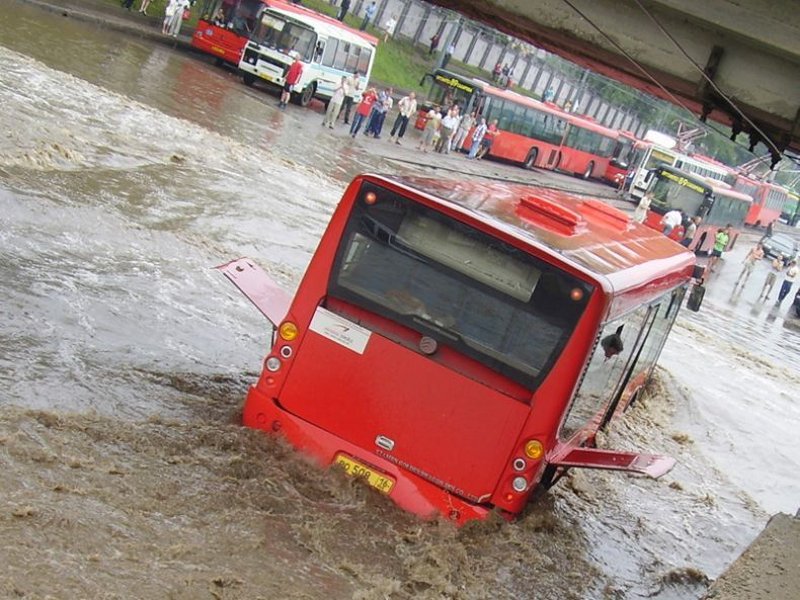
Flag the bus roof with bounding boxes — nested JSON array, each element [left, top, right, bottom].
[[267, 0, 379, 46], [367, 175, 696, 313], [564, 113, 618, 138], [658, 166, 753, 202]]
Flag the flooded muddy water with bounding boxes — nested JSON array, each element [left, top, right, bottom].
[[1, 2, 798, 598]]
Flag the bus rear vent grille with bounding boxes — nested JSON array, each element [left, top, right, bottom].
[[516, 195, 584, 236]]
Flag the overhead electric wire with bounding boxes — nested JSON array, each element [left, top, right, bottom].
[[630, 0, 792, 165], [558, 0, 798, 168]]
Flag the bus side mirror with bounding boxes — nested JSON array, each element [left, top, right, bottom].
[[686, 282, 705, 312]]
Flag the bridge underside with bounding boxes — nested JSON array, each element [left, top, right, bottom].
[[431, 0, 800, 162]]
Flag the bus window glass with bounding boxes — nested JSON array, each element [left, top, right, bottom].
[[356, 47, 372, 75], [650, 175, 706, 216], [253, 13, 317, 60], [530, 110, 565, 145], [345, 45, 360, 72], [561, 307, 649, 440], [644, 149, 675, 171], [333, 41, 349, 70], [322, 38, 337, 67], [329, 183, 593, 390]]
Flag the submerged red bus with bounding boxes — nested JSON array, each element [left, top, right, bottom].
[[645, 166, 752, 252], [192, 0, 265, 66], [220, 175, 702, 524]]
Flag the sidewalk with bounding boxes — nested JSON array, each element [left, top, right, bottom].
[[18, 0, 196, 53]]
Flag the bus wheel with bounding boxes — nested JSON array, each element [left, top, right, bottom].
[[242, 72, 255, 87], [524, 148, 538, 169], [297, 83, 316, 107], [582, 162, 594, 180]]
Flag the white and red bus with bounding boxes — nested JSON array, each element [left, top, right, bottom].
[[192, 0, 265, 66], [238, 0, 377, 106], [218, 175, 704, 524], [417, 70, 617, 178], [732, 175, 791, 228], [628, 141, 733, 201], [644, 166, 752, 253]]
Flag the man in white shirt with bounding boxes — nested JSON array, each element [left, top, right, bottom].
[[661, 209, 682, 236], [438, 106, 461, 153], [341, 72, 362, 125], [389, 92, 417, 145]]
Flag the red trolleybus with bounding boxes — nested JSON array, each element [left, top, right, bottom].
[[645, 166, 752, 252], [192, 0, 266, 66], [416, 70, 616, 177], [219, 175, 703, 524], [733, 177, 791, 229], [558, 114, 617, 180], [603, 130, 639, 186]]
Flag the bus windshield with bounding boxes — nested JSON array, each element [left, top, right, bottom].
[[252, 12, 316, 60], [650, 175, 706, 215], [329, 183, 592, 390]]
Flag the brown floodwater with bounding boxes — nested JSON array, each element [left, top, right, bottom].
[[2, 2, 798, 599]]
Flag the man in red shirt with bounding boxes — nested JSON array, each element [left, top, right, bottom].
[[279, 53, 303, 109], [348, 88, 377, 137]]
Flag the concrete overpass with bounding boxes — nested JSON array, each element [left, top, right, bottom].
[[430, 0, 800, 166]]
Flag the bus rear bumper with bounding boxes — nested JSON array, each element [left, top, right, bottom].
[[241, 384, 493, 525]]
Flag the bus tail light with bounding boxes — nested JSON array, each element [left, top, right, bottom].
[[524, 440, 544, 460], [265, 356, 282, 372], [279, 321, 298, 341], [279, 345, 293, 358], [512, 458, 526, 471]]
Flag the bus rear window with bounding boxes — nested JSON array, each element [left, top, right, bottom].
[[328, 183, 593, 390]]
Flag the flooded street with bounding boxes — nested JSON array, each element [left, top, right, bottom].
[[1, 2, 798, 599]]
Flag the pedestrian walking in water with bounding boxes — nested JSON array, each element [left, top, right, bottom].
[[759, 256, 784, 300], [633, 192, 652, 224], [734, 242, 764, 289], [323, 76, 346, 128], [389, 92, 417, 144], [706, 224, 732, 273], [279, 53, 303, 109], [777, 260, 798, 302]]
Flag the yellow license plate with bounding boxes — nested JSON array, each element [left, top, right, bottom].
[[334, 454, 395, 494]]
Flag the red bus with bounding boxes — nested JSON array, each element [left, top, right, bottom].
[[603, 130, 639, 186], [218, 175, 704, 524], [558, 113, 618, 180], [732, 175, 791, 228], [417, 70, 617, 178], [192, 0, 266, 66], [645, 166, 752, 253]]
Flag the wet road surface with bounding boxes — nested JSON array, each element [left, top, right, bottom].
[[1, 3, 799, 599]]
